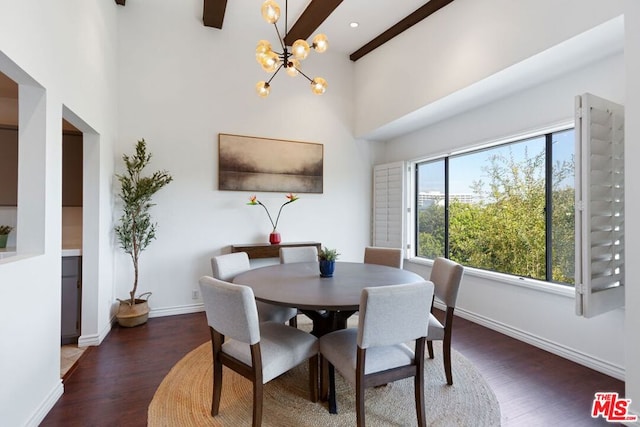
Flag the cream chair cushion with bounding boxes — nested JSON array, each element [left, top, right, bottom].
[[320, 281, 434, 385], [210, 252, 297, 324], [199, 277, 318, 384], [279, 246, 318, 263]]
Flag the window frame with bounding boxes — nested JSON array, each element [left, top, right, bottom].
[[408, 121, 575, 286]]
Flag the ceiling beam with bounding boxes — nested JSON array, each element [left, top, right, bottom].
[[283, 0, 343, 46], [115, 0, 125, 5], [203, 0, 228, 29], [350, 0, 455, 61]]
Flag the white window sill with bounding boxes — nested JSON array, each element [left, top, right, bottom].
[[406, 257, 575, 298], [0, 248, 17, 260]]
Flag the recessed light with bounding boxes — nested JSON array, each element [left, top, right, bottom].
[[349, 22, 359, 28]]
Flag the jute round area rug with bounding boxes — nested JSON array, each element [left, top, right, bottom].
[[148, 340, 500, 426]]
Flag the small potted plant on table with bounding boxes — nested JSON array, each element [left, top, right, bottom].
[[318, 246, 339, 277]]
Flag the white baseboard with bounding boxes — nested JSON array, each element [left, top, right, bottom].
[[149, 302, 204, 318], [26, 380, 63, 427], [78, 320, 112, 347], [435, 301, 625, 380]]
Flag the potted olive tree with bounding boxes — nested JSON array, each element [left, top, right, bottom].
[[114, 139, 172, 327]]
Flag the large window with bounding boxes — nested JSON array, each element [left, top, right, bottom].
[[415, 128, 575, 285]]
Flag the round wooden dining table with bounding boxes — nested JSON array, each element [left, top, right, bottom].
[[232, 261, 425, 337]]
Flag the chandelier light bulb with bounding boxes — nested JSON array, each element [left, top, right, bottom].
[[286, 59, 300, 77], [261, 0, 280, 24], [261, 51, 280, 73], [312, 34, 329, 53], [256, 52, 267, 66], [256, 40, 272, 55], [256, 81, 271, 97], [291, 39, 310, 60], [311, 77, 327, 95], [256, 40, 272, 65]]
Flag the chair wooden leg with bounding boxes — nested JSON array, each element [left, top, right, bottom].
[[443, 335, 453, 385], [252, 380, 263, 427], [356, 373, 365, 427], [415, 363, 426, 426], [320, 356, 329, 401], [308, 355, 319, 402], [415, 337, 427, 427], [427, 340, 434, 359], [289, 315, 298, 328], [328, 363, 337, 414], [210, 329, 226, 417], [414, 373, 426, 427], [212, 358, 222, 416]]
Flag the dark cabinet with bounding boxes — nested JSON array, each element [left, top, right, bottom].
[[231, 242, 322, 259], [61, 256, 81, 344]]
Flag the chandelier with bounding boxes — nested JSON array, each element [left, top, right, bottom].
[[255, 0, 328, 97]]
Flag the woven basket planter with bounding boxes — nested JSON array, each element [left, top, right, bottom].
[[116, 292, 151, 327]]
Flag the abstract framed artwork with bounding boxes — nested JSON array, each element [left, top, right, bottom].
[[218, 133, 323, 193]]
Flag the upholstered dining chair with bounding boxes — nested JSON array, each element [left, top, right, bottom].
[[363, 246, 404, 268], [279, 247, 317, 319], [279, 246, 318, 264], [319, 281, 434, 427], [426, 257, 465, 385], [211, 252, 298, 326], [198, 276, 319, 426]]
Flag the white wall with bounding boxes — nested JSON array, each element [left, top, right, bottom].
[[115, 0, 373, 315], [386, 52, 624, 161], [0, 1, 119, 426], [625, 0, 640, 420], [354, 0, 624, 139]]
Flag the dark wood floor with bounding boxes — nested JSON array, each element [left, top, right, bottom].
[[41, 311, 624, 426]]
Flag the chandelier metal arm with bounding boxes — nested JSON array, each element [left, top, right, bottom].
[[294, 67, 314, 84], [273, 22, 287, 53], [284, 0, 288, 37], [266, 64, 284, 85]]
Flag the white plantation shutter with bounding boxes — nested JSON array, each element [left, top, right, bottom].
[[373, 162, 405, 249], [575, 93, 625, 318]]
